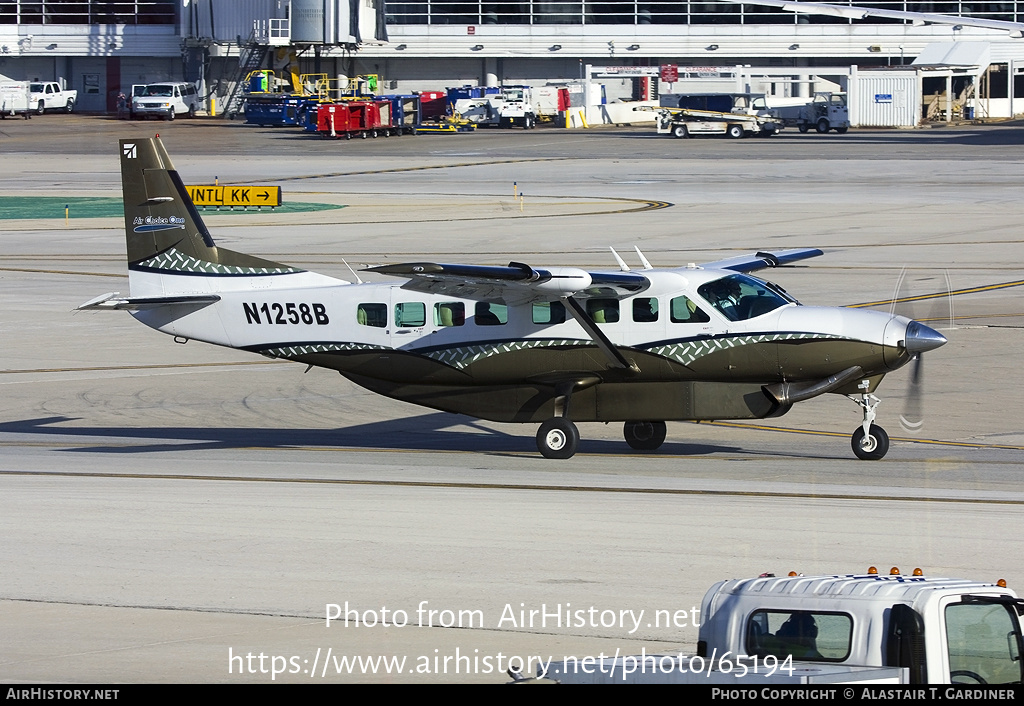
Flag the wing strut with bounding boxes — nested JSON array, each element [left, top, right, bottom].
[[562, 296, 640, 373]]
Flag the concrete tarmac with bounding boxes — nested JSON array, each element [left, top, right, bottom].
[[1, 115, 1023, 683]]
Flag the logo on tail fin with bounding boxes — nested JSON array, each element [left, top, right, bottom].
[[132, 215, 186, 233], [123, 143, 137, 158]]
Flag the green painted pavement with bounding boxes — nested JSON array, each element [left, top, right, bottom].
[[0, 196, 345, 220]]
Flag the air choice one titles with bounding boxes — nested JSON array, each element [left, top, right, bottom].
[[326, 602, 702, 634]]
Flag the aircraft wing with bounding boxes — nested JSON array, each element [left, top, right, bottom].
[[713, 0, 1024, 36], [699, 247, 824, 273], [364, 261, 650, 304]]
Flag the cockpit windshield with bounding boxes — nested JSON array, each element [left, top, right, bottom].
[[697, 273, 796, 322]]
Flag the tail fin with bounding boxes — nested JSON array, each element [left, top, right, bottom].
[[119, 137, 300, 293]]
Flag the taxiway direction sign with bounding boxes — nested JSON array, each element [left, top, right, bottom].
[[186, 185, 282, 207]]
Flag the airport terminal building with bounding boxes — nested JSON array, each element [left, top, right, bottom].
[[2, 0, 1024, 117]]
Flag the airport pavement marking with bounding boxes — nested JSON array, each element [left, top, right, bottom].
[[0, 469, 1022, 506]]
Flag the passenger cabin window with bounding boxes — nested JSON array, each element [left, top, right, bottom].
[[394, 302, 426, 328], [698, 274, 790, 322], [475, 301, 507, 326], [746, 610, 853, 662], [587, 298, 619, 324], [434, 302, 465, 327], [533, 301, 566, 325], [670, 296, 710, 324], [357, 303, 387, 328], [632, 297, 659, 323]]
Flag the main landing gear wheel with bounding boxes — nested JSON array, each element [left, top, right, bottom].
[[851, 424, 889, 461], [537, 418, 580, 459], [623, 420, 667, 451]]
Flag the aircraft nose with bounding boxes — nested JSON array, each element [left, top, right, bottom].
[[904, 320, 947, 354]]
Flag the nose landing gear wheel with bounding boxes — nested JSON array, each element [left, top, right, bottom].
[[852, 424, 889, 460], [623, 420, 667, 451], [537, 418, 580, 459]]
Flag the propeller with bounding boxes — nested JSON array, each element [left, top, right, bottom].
[[889, 268, 953, 434]]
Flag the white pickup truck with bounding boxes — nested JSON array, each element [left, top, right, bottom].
[[518, 569, 1023, 684], [29, 81, 77, 113]]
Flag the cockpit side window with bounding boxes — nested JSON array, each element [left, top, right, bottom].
[[698, 274, 791, 322]]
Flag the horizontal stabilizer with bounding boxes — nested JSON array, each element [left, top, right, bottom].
[[77, 292, 221, 311], [700, 248, 824, 273]]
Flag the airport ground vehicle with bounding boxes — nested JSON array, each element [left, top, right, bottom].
[[642, 92, 782, 138], [131, 82, 201, 120], [0, 75, 31, 117], [773, 92, 850, 134], [314, 99, 398, 138], [29, 81, 77, 113], [528, 569, 1023, 683], [451, 85, 538, 128], [637, 105, 781, 138]]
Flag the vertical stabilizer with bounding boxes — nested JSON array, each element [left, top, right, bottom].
[[119, 137, 300, 292]]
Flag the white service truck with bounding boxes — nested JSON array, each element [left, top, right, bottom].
[[29, 81, 77, 113], [517, 569, 1023, 684], [772, 92, 850, 134], [452, 85, 537, 129]]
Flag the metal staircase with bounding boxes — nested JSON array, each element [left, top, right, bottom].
[[222, 33, 268, 119]]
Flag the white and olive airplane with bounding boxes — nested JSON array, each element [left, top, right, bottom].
[[79, 136, 946, 459]]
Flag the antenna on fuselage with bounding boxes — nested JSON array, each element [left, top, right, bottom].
[[342, 259, 363, 284], [609, 247, 630, 272], [634, 246, 653, 270]]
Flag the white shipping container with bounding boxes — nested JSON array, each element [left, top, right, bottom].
[[852, 71, 920, 128]]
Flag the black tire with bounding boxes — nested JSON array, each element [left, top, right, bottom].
[[537, 418, 580, 460], [672, 124, 688, 139], [835, 126, 848, 134], [64, 98, 75, 114], [798, 124, 809, 133], [816, 118, 830, 133], [852, 424, 889, 460], [167, 109, 175, 121], [624, 421, 667, 451], [36, 101, 45, 115], [727, 124, 744, 139]]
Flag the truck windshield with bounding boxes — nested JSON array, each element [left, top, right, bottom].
[[946, 601, 1024, 684], [697, 273, 794, 322]]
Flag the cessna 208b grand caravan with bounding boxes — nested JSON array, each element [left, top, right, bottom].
[[80, 137, 946, 459]]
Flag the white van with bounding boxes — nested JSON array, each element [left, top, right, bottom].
[[131, 82, 200, 120]]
